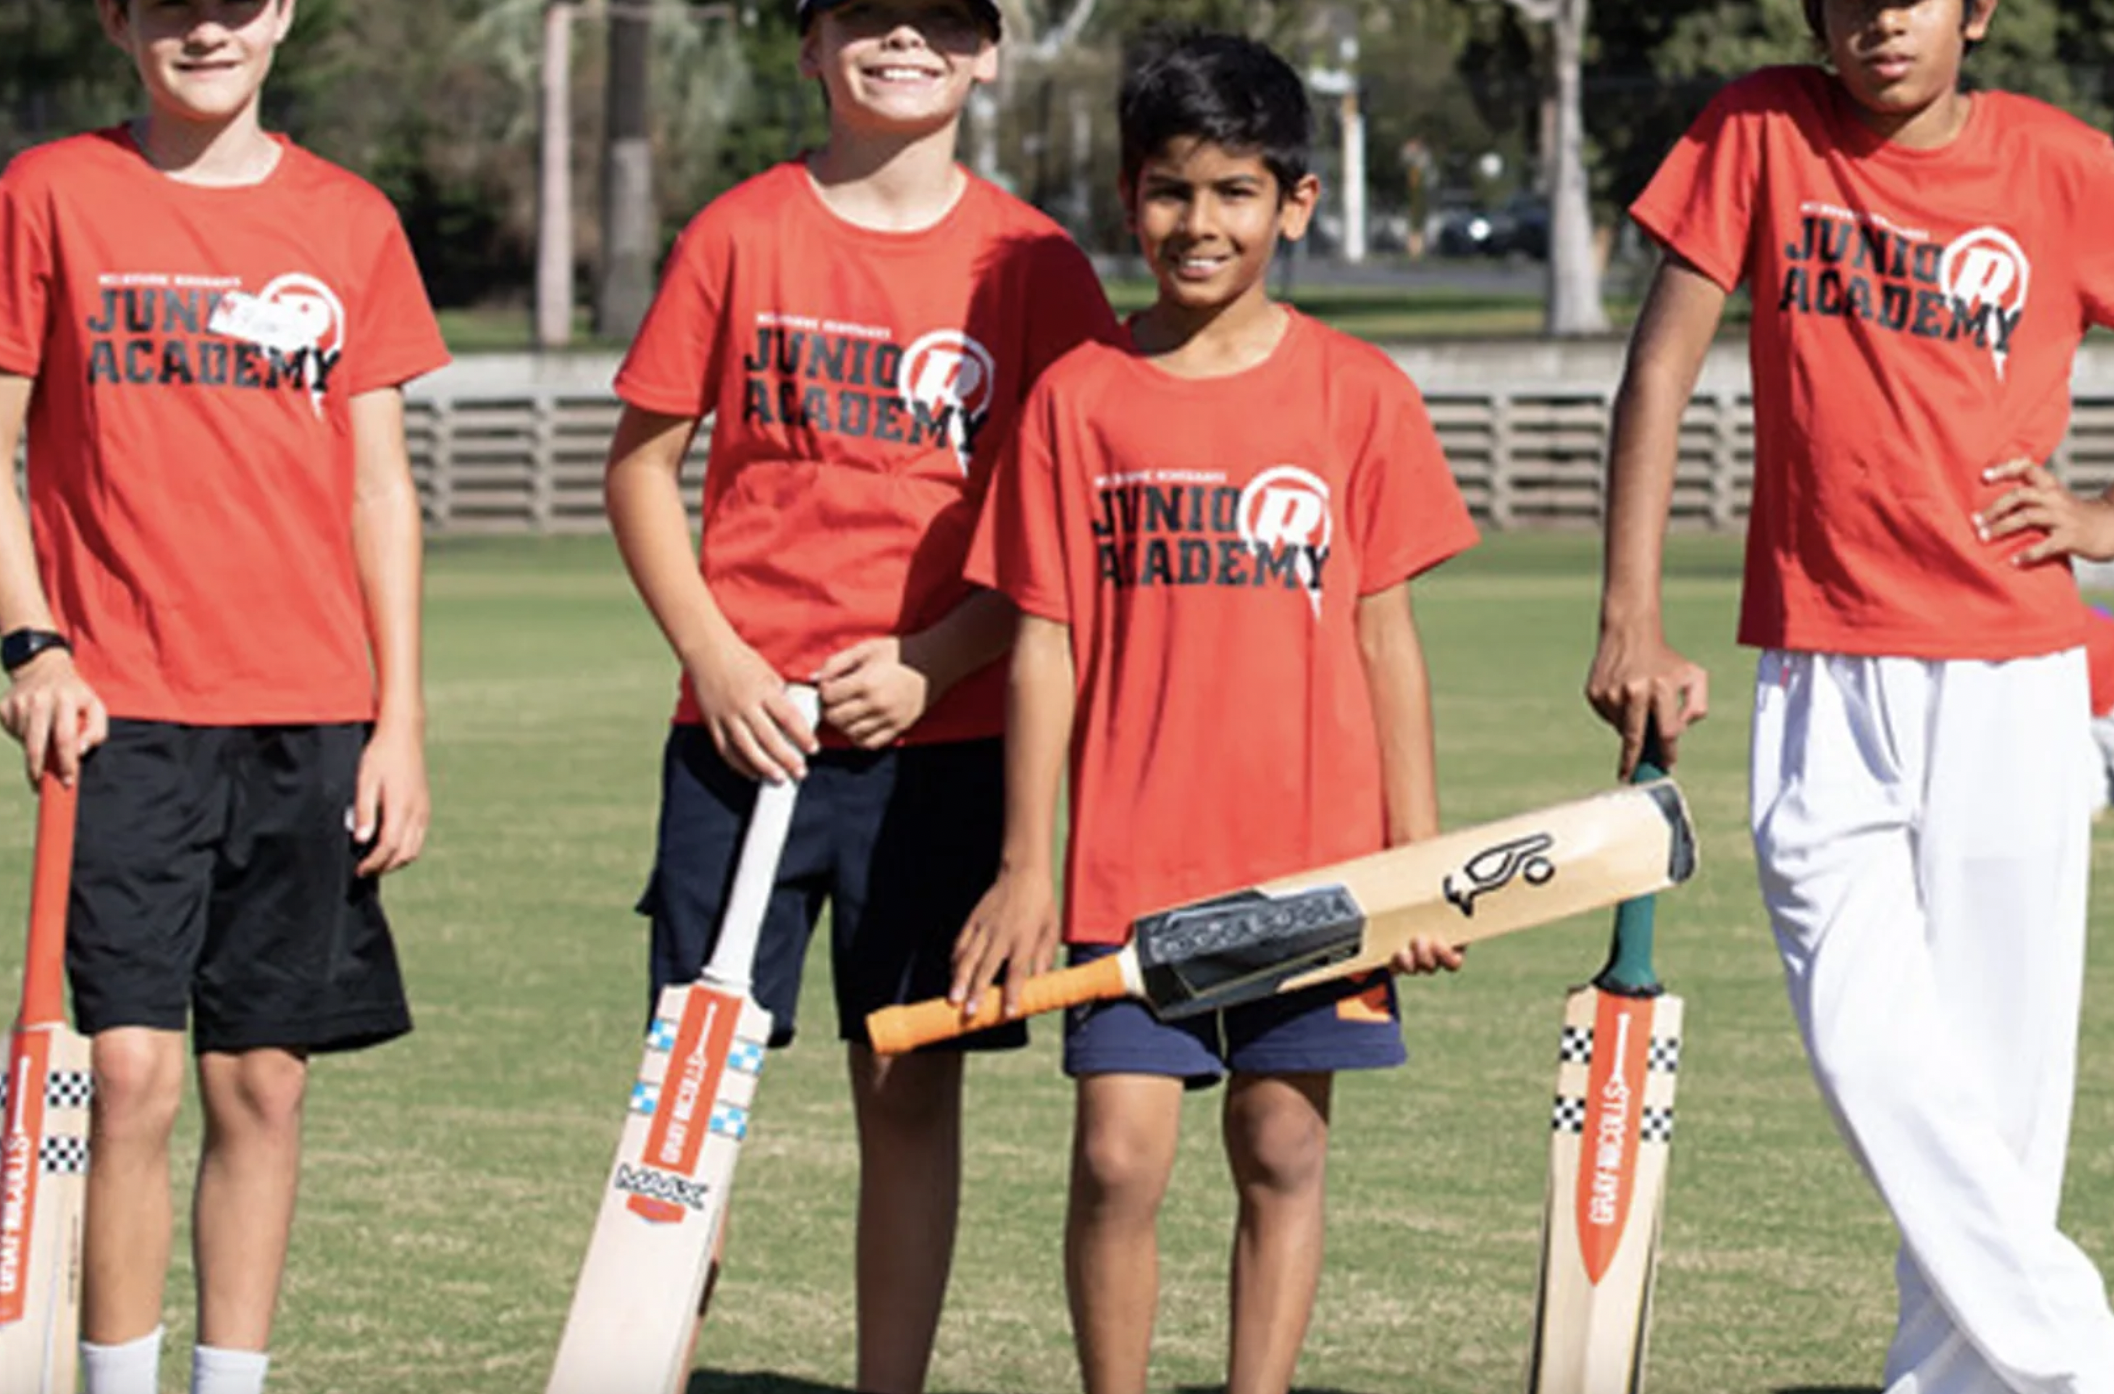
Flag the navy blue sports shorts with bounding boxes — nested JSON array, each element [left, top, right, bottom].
[[1061, 943, 1405, 1085], [639, 726, 1024, 1052]]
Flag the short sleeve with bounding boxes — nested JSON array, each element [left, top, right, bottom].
[[346, 200, 450, 394], [614, 215, 727, 418], [0, 164, 52, 378], [966, 375, 1070, 622], [1019, 237, 1120, 385], [1349, 367, 1478, 594], [2074, 139, 2114, 331], [1628, 79, 1767, 294]]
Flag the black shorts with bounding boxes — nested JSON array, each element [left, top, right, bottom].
[[68, 721, 413, 1055], [639, 726, 1024, 1052]]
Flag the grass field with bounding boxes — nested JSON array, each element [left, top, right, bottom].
[[5, 530, 2114, 1393], [435, 275, 1649, 352]]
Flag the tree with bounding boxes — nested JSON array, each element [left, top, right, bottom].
[[1494, 0, 1607, 337]]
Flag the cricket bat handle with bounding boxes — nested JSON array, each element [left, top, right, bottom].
[[699, 684, 818, 994], [1596, 726, 1670, 998], [866, 951, 1133, 1054], [20, 777, 77, 1031]]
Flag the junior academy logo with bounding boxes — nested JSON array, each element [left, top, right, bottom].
[[1090, 464, 1334, 615]]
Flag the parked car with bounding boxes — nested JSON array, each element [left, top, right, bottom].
[[1427, 201, 1497, 258], [1489, 194, 1550, 259]]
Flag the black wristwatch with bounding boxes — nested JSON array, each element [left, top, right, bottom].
[[1, 628, 71, 674]]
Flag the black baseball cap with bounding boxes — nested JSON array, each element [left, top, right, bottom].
[[797, 0, 1003, 36]]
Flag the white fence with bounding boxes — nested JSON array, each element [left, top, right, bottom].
[[34, 342, 2114, 535]]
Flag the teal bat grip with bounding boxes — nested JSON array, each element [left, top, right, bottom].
[[1594, 725, 1669, 997]]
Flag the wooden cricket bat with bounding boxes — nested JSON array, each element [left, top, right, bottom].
[[1526, 733, 1684, 1393], [546, 686, 817, 1394], [868, 778, 1697, 1055], [0, 778, 90, 1394]]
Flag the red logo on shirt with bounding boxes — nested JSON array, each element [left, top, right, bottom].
[[900, 330, 996, 474], [1239, 466, 1333, 618]]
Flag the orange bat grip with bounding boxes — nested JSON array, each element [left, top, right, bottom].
[[867, 953, 1131, 1055], [19, 776, 78, 1030]]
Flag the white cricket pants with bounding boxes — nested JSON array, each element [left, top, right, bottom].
[[1750, 648, 2114, 1394]]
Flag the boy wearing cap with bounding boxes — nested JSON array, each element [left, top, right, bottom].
[[0, 2, 446, 1392], [603, 1, 1115, 1387]]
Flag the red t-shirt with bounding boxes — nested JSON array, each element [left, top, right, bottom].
[[0, 129, 449, 723], [615, 161, 1117, 744], [968, 312, 1479, 944], [1631, 67, 2114, 660]]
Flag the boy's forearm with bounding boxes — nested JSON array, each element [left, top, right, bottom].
[[900, 587, 1016, 696], [1601, 258, 1727, 634], [0, 376, 58, 636], [998, 614, 1074, 879], [349, 389, 425, 729], [1357, 584, 1440, 845], [604, 409, 743, 670]]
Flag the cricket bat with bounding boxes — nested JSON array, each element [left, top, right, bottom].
[[546, 685, 818, 1394], [0, 777, 90, 1394], [1526, 731, 1684, 1393], [868, 777, 1698, 1055]]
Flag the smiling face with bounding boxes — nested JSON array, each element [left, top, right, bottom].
[[1125, 137, 1319, 319], [1816, 0, 1995, 146], [99, 0, 293, 129], [799, 0, 998, 138]]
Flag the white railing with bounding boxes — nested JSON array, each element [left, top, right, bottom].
[[31, 342, 2114, 534]]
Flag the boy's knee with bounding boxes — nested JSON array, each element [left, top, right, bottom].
[[91, 1030, 186, 1141], [853, 1049, 962, 1136], [1227, 1101, 1329, 1197], [1072, 1122, 1172, 1211], [201, 1049, 310, 1135]]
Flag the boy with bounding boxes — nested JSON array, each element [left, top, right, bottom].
[[1588, 2, 2114, 1389], [601, 1, 1114, 1388], [0, 1, 447, 1392], [952, 32, 1471, 1394]]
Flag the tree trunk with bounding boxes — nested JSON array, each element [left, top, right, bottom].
[[596, 3, 654, 340], [1545, 0, 1609, 336], [536, 1, 575, 351]]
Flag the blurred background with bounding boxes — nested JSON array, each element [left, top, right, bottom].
[[11, 0, 2113, 350]]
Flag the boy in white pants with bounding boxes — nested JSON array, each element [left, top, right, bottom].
[[1589, 2, 2114, 1391]]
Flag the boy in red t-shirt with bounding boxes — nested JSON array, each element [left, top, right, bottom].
[[954, 32, 1471, 1394], [0, 3, 447, 1392], [603, 0, 1114, 1387], [1590, 2, 2114, 1388]]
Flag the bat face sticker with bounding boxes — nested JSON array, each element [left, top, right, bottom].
[[1444, 832, 1557, 916]]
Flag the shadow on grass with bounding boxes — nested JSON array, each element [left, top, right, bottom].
[[683, 1377, 1008, 1394], [1775, 1386, 1882, 1394], [685, 1375, 851, 1394]]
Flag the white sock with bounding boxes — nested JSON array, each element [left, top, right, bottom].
[[191, 1344, 270, 1394], [80, 1326, 164, 1394]]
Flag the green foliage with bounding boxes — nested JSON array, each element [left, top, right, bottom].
[[0, 0, 135, 154]]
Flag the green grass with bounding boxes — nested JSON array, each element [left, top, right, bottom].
[[4, 530, 2112, 1392], [436, 279, 1645, 354]]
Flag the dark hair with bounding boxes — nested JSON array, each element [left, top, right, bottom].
[[1118, 30, 1311, 195], [1802, 0, 1986, 49]]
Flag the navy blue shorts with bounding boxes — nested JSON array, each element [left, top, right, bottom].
[[639, 726, 1023, 1052], [1061, 944, 1405, 1085], [68, 720, 412, 1055]]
